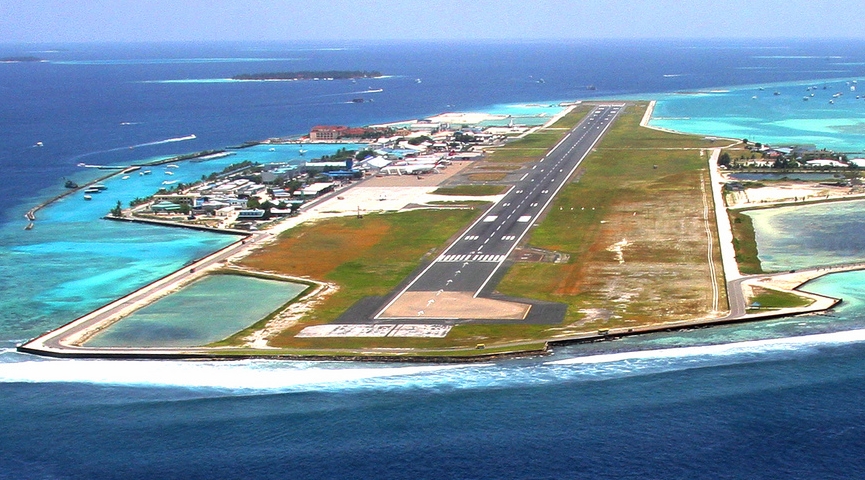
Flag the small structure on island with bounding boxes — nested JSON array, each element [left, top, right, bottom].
[[150, 201, 183, 213], [237, 209, 266, 219], [299, 182, 336, 199], [309, 125, 348, 141]]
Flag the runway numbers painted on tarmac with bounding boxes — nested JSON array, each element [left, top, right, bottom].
[[296, 324, 452, 338], [439, 254, 505, 263]]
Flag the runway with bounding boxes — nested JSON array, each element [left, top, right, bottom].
[[377, 104, 624, 322]]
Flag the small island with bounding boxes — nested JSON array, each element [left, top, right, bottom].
[[232, 70, 382, 81], [1, 56, 45, 63]]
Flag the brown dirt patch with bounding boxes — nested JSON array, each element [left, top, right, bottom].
[[242, 219, 391, 279], [379, 291, 531, 320]]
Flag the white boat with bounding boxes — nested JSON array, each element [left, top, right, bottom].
[[83, 195, 92, 200], [34, 141, 43, 147], [162, 180, 177, 185], [299, 149, 307, 155], [122, 175, 130, 179], [164, 171, 174, 175], [141, 170, 152, 175], [166, 164, 179, 168]]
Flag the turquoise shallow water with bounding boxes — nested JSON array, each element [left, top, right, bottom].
[[7, 41, 865, 479], [746, 200, 865, 271], [86, 274, 307, 347], [650, 78, 865, 153], [0, 142, 357, 342]]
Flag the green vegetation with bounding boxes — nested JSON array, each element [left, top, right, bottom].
[[483, 105, 593, 165], [489, 102, 725, 332], [433, 185, 507, 196], [233, 103, 733, 355], [317, 147, 357, 162], [239, 208, 487, 349], [747, 287, 813, 311], [729, 210, 763, 274], [109, 201, 123, 217]]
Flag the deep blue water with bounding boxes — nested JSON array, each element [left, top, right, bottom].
[[4, 39, 865, 478]]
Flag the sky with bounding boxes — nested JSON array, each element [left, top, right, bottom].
[[1, 0, 864, 44]]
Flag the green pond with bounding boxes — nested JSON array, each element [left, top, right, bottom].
[[85, 274, 307, 348]]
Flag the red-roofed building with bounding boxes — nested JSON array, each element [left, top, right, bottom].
[[343, 127, 367, 137], [310, 125, 348, 141]]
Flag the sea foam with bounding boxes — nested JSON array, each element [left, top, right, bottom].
[[547, 328, 865, 366], [0, 357, 484, 392]]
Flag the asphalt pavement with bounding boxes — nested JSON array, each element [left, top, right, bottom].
[[376, 104, 624, 320]]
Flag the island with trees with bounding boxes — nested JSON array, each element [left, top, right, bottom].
[[232, 70, 383, 81], [0, 56, 45, 63]]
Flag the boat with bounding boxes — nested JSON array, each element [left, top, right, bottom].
[[122, 175, 130, 180], [773, 91, 781, 95], [269, 148, 276, 152], [352, 98, 365, 103], [298, 149, 307, 155], [162, 180, 177, 185], [64, 179, 79, 189], [415, 78, 422, 83], [166, 164, 179, 168], [141, 170, 152, 175], [83, 187, 101, 194], [34, 141, 43, 147], [83, 195, 92, 200], [164, 171, 174, 175], [90, 184, 107, 190]]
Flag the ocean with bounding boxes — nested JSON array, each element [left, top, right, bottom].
[[3, 39, 865, 478]]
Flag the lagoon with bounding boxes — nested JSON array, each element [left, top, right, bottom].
[[85, 274, 307, 348]]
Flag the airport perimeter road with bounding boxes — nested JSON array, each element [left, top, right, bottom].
[[377, 104, 623, 318]]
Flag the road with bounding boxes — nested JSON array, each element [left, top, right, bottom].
[[377, 104, 623, 319]]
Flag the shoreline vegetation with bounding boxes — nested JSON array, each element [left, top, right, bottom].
[[17, 101, 865, 361], [231, 70, 383, 81]]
